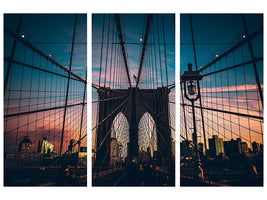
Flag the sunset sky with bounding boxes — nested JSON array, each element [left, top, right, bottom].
[[4, 14, 87, 153], [180, 14, 263, 148], [92, 14, 175, 154]]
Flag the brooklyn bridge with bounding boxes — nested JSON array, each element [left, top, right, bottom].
[[3, 13, 263, 187], [4, 14, 87, 186], [180, 14, 263, 186], [92, 14, 175, 186]]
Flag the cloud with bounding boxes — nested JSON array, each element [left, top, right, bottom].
[[181, 83, 263, 146], [92, 63, 130, 89], [200, 84, 263, 93]]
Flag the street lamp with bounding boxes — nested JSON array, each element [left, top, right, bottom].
[[181, 63, 204, 182]]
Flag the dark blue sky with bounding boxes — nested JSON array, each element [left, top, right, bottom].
[[4, 14, 87, 153], [92, 14, 176, 149], [5, 14, 87, 79], [4, 14, 87, 101], [92, 14, 175, 88], [180, 14, 263, 145], [180, 14, 263, 77]]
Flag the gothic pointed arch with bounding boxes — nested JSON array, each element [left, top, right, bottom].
[[111, 112, 129, 159], [138, 112, 157, 157]]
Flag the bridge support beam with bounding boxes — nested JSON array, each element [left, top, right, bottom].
[[129, 88, 139, 161], [95, 89, 111, 170], [155, 88, 172, 167], [94, 87, 172, 171]]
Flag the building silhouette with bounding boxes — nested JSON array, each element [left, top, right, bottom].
[[198, 143, 204, 156], [241, 142, 248, 153], [208, 135, 224, 157], [18, 136, 32, 159], [110, 138, 119, 167], [224, 138, 242, 157], [68, 139, 76, 153], [252, 142, 260, 153], [38, 137, 54, 156], [180, 140, 193, 158]]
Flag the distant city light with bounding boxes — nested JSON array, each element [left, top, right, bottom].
[[140, 38, 143, 42], [21, 34, 25, 38], [215, 54, 219, 58], [48, 54, 52, 58], [242, 35, 246, 39]]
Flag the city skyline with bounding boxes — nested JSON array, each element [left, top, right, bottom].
[[4, 14, 87, 154], [180, 14, 263, 148], [180, 13, 263, 186], [92, 14, 175, 156], [92, 13, 175, 186]]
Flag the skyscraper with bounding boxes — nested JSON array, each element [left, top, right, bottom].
[[208, 135, 224, 157]]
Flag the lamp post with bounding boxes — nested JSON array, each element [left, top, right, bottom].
[[181, 63, 203, 182]]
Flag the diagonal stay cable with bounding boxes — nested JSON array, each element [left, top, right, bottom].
[[201, 57, 263, 77], [199, 26, 263, 73], [4, 57, 83, 83], [139, 97, 175, 132], [4, 102, 85, 119], [92, 95, 129, 131], [136, 14, 153, 87], [92, 95, 128, 103], [92, 83, 129, 94], [138, 101, 169, 148], [137, 100, 170, 167], [4, 25, 86, 84], [95, 101, 129, 154], [138, 99, 172, 147], [162, 15, 169, 87], [96, 103, 129, 170], [189, 14, 208, 153], [114, 14, 132, 88], [181, 103, 263, 120]]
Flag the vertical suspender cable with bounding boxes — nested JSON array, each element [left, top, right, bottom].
[[78, 70, 87, 154], [152, 22, 158, 88], [98, 14, 106, 87], [104, 14, 111, 87], [156, 15, 163, 87], [109, 17, 115, 87], [241, 14, 263, 108], [4, 14, 23, 95], [60, 14, 77, 156], [162, 15, 169, 87], [189, 14, 207, 152]]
